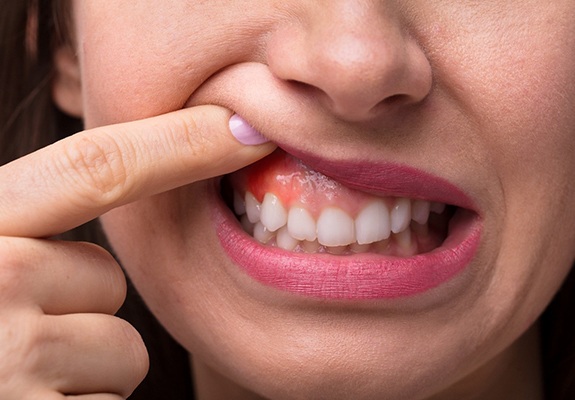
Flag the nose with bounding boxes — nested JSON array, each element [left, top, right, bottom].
[[266, 1, 432, 121]]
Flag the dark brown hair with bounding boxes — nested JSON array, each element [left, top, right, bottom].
[[1, 1, 574, 399], [0, 0, 72, 162], [0, 1, 193, 398]]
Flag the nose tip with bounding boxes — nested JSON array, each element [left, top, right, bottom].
[[267, 5, 432, 122]]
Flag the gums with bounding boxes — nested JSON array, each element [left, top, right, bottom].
[[222, 150, 457, 257], [228, 149, 377, 218]]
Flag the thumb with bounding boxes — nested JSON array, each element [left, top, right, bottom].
[[0, 105, 275, 237]]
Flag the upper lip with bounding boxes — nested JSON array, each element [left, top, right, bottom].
[[274, 145, 477, 211]]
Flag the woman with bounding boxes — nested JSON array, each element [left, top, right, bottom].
[[1, 1, 575, 399]]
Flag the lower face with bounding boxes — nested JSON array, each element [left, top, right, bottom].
[[72, 1, 575, 399]]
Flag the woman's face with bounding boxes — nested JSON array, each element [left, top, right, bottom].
[[64, 1, 575, 398]]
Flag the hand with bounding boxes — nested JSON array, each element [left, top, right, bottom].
[[0, 106, 275, 399]]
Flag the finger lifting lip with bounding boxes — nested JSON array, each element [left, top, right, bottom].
[[210, 151, 482, 301]]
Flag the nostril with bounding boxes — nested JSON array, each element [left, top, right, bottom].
[[383, 94, 408, 105], [285, 79, 323, 99]]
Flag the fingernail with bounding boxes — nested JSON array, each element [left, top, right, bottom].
[[229, 114, 269, 145]]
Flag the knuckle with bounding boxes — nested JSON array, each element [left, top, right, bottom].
[[55, 133, 133, 207], [166, 113, 212, 164], [0, 313, 44, 384], [0, 238, 32, 300]]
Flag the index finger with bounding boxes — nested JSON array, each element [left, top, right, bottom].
[[0, 106, 275, 237]]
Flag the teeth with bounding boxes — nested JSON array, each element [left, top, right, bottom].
[[240, 214, 255, 235], [411, 219, 429, 236], [350, 242, 371, 253], [234, 191, 448, 255], [395, 227, 415, 256], [326, 245, 347, 255], [260, 193, 288, 232], [430, 202, 446, 214], [253, 221, 274, 244], [233, 190, 246, 215], [395, 227, 412, 250], [276, 226, 300, 251], [287, 207, 317, 241], [412, 200, 431, 225], [245, 192, 262, 223], [354, 200, 391, 245], [302, 239, 321, 253], [391, 198, 411, 234], [373, 237, 391, 253], [317, 207, 355, 247]]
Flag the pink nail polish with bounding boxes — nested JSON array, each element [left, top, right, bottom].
[[229, 114, 269, 145]]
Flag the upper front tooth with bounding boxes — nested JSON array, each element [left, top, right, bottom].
[[391, 198, 411, 234], [287, 207, 317, 241], [317, 207, 355, 247], [245, 192, 261, 223], [260, 193, 288, 232], [354, 200, 391, 245], [412, 200, 431, 225]]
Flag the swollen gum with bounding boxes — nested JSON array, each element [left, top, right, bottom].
[[228, 150, 391, 219]]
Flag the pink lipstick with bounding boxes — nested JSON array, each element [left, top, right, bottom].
[[213, 149, 482, 300]]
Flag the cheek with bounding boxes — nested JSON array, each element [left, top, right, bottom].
[[79, 38, 201, 127], [487, 59, 575, 274], [421, 3, 575, 350], [442, 3, 575, 286], [479, 84, 575, 339], [491, 68, 575, 327], [73, 2, 283, 130], [75, 3, 253, 128], [98, 183, 228, 330]]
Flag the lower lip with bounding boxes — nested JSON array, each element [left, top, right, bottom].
[[211, 189, 482, 300]]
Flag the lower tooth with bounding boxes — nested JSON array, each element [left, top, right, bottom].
[[254, 222, 274, 244], [395, 228, 415, 255], [411, 220, 429, 236], [302, 240, 321, 253], [241, 214, 255, 235], [350, 242, 371, 253], [276, 226, 300, 251], [373, 238, 391, 253], [327, 245, 347, 255]]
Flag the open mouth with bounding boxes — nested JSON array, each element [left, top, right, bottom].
[[214, 148, 481, 300], [221, 149, 458, 257]]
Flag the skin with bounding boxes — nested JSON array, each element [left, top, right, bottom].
[[0, 107, 273, 399], [2, 0, 575, 398]]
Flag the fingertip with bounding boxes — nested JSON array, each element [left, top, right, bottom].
[[229, 114, 270, 145]]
